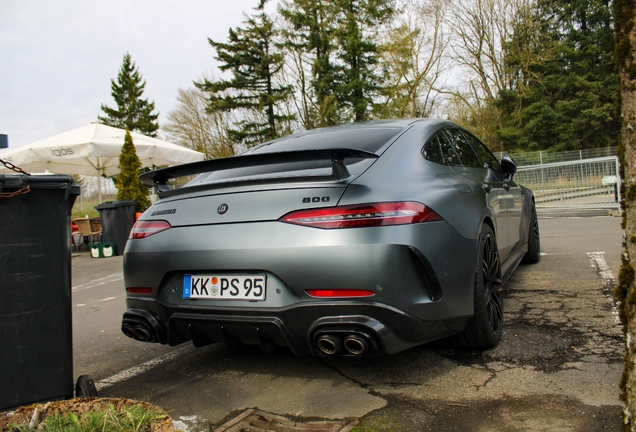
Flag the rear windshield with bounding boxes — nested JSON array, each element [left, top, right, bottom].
[[247, 127, 403, 155], [186, 126, 403, 187]]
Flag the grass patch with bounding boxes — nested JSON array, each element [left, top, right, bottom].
[[1, 398, 172, 432]]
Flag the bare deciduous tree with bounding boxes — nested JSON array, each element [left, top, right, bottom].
[[376, 0, 451, 118], [162, 80, 237, 160], [445, 0, 544, 149], [449, 0, 515, 104]]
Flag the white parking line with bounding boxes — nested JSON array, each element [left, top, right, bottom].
[[587, 251, 620, 324], [72, 273, 123, 292], [96, 346, 190, 392], [75, 296, 120, 307], [587, 251, 616, 283]]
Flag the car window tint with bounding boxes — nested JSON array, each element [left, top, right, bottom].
[[249, 127, 403, 155], [435, 132, 462, 166], [422, 136, 446, 164], [461, 131, 501, 170], [189, 127, 403, 186], [444, 129, 482, 168]]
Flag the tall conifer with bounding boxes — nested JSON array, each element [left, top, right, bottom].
[[279, 0, 340, 127], [333, 0, 395, 122], [198, 0, 294, 147], [280, 0, 394, 124], [99, 53, 160, 137], [495, 0, 619, 151]]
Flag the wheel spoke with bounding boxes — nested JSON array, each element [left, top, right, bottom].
[[489, 292, 503, 332]]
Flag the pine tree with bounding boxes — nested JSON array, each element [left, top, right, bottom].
[[115, 129, 151, 212], [495, 0, 619, 152], [333, 0, 395, 122], [99, 53, 160, 137], [198, 0, 294, 147], [279, 0, 340, 127], [280, 0, 395, 125]]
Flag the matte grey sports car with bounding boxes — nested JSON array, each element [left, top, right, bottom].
[[121, 118, 540, 356]]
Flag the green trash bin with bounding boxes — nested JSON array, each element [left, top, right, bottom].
[[90, 242, 116, 258], [0, 174, 88, 410]]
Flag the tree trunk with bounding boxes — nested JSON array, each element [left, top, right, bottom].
[[614, 0, 636, 429]]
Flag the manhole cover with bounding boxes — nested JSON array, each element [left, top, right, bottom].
[[215, 409, 358, 432]]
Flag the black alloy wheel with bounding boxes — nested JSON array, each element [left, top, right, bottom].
[[482, 229, 504, 337], [451, 224, 503, 349]]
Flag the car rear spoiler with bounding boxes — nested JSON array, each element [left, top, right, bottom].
[[140, 148, 379, 192]]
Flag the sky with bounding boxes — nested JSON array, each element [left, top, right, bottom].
[[0, 0, 278, 149]]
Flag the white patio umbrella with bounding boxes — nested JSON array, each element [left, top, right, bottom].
[[0, 123, 205, 202]]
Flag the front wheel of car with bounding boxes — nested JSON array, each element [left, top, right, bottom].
[[451, 224, 503, 350]]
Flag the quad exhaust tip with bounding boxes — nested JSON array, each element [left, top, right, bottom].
[[344, 335, 368, 355], [121, 309, 167, 344], [121, 325, 135, 339], [121, 322, 157, 342], [317, 335, 342, 355], [133, 326, 153, 342], [315, 332, 371, 356]]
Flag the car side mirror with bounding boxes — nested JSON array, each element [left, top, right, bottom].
[[500, 154, 517, 180]]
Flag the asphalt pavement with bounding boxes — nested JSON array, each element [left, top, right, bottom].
[[70, 210, 625, 431]]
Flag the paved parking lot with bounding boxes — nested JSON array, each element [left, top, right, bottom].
[[72, 213, 624, 431]]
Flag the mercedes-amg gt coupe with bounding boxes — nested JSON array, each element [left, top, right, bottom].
[[121, 118, 540, 357]]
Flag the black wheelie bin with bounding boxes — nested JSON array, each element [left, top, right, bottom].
[[95, 200, 136, 256], [0, 173, 95, 411]]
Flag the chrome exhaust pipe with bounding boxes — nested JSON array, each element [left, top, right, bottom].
[[121, 324, 135, 339], [122, 309, 167, 344], [133, 326, 153, 342], [344, 335, 368, 355], [317, 335, 342, 355]]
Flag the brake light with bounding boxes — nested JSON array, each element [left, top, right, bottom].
[[280, 202, 442, 229], [126, 287, 153, 294], [306, 289, 375, 298], [130, 220, 171, 239]]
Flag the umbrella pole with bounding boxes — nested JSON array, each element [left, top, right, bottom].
[[98, 174, 102, 204]]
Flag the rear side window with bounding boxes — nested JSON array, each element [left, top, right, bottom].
[[423, 132, 462, 166], [461, 131, 501, 170], [423, 136, 446, 165], [444, 129, 482, 168]]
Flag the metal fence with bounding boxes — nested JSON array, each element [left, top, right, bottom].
[[515, 156, 620, 209], [495, 147, 618, 167]]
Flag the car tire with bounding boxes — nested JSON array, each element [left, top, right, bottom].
[[521, 204, 541, 264], [451, 224, 503, 350]]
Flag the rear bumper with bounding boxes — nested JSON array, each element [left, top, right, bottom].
[[122, 301, 471, 356]]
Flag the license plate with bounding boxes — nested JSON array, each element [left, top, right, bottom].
[[183, 274, 266, 300]]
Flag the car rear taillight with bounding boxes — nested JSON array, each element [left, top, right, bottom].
[[130, 220, 171, 239], [126, 287, 153, 294], [280, 202, 442, 229], [306, 289, 375, 298]]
